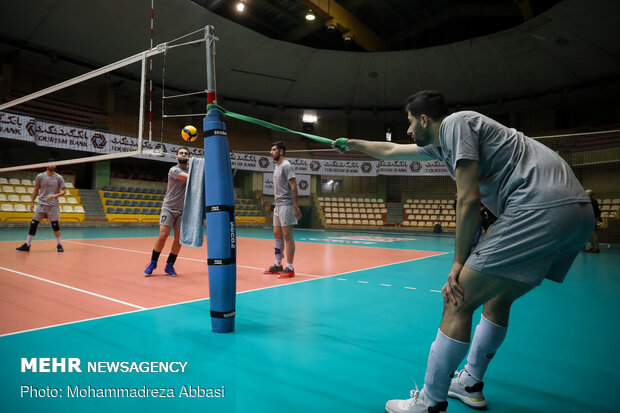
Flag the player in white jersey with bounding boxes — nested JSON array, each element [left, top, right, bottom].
[[333, 90, 593, 413], [263, 141, 302, 278], [144, 147, 190, 277], [16, 162, 67, 252]]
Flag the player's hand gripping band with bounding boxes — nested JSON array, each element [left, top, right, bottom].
[[331, 137, 350, 153]]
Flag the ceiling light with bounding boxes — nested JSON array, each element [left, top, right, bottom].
[[305, 10, 316, 21], [302, 114, 318, 123], [236, 1, 245, 12]]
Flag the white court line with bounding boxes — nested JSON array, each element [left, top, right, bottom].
[[65, 240, 321, 277], [0, 266, 145, 310], [357, 281, 368, 284], [1, 244, 449, 337], [430, 290, 442, 293], [404, 286, 417, 290], [380, 284, 392, 287], [230, 251, 451, 297]]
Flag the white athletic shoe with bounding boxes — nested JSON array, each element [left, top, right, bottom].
[[447, 369, 487, 410], [385, 386, 448, 413]]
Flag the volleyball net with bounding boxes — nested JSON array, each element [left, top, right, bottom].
[[0, 28, 210, 174]]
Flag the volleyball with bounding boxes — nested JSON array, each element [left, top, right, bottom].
[[181, 125, 198, 142]]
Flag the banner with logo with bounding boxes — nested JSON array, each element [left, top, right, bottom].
[[376, 159, 449, 176], [1, 111, 447, 175], [0, 112, 35, 142], [34, 120, 112, 153], [263, 172, 311, 196]]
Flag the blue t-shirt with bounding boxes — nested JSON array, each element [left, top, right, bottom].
[[418, 111, 589, 217]]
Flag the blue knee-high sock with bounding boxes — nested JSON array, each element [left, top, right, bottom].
[[423, 329, 470, 404], [464, 314, 507, 381]]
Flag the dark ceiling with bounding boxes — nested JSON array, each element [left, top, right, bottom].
[[1, 0, 618, 127], [194, 0, 562, 52]]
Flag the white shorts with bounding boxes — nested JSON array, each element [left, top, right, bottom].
[[466, 202, 593, 285], [273, 204, 297, 227]]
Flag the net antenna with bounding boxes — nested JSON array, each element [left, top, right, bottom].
[[0, 28, 208, 173]]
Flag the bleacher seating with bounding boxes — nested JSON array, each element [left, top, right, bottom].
[[99, 187, 162, 222], [599, 198, 620, 227], [319, 195, 388, 228], [401, 198, 455, 231], [0, 180, 86, 222], [234, 195, 266, 224]]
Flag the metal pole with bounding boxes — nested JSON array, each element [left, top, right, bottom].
[[205, 25, 217, 105], [137, 53, 147, 154]]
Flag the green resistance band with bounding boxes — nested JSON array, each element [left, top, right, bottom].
[[206, 103, 349, 149]]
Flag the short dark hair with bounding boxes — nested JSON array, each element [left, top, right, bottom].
[[271, 141, 286, 154], [405, 90, 449, 119], [177, 146, 190, 154]]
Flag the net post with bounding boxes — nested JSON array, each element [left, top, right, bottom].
[[203, 25, 236, 333], [137, 52, 148, 153], [205, 25, 217, 105]]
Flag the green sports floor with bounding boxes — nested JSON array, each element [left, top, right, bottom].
[[1, 227, 618, 412]]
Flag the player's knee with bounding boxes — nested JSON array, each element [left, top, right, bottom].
[[28, 220, 40, 235], [51, 221, 60, 232], [442, 299, 476, 318], [159, 225, 171, 237]]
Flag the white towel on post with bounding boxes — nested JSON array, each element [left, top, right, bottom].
[[180, 157, 205, 247]]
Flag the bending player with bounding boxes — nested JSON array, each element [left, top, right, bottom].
[[16, 162, 67, 252], [144, 147, 190, 277], [264, 141, 302, 278], [333, 90, 593, 412]]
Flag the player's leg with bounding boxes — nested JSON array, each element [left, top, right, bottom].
[[16, 219, 39, 252], [46, 204, 64, 251], [265, 207, 284, 274], [588, 223, 600, 252], [448, 281, 533, 409], [145, 212, 173, 275], [277, 204, 298, 278], [16, 207, 45, 251], [51, 220, 63, 252], [426, 268, 519, 402], [165, 216, 182, 277], [387, 267, 518, 413], [278, 225, 295, 278]]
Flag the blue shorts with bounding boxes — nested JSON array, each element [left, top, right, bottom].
[[466, 202, 594, 285]]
